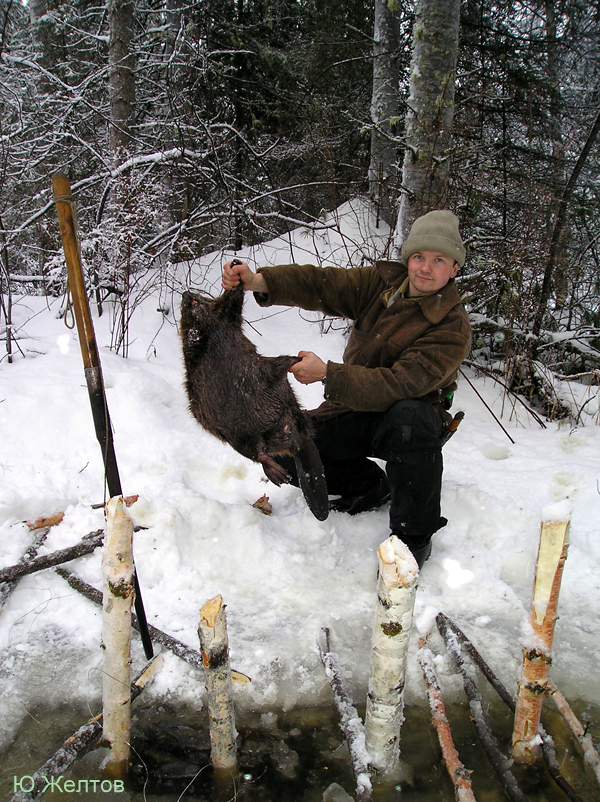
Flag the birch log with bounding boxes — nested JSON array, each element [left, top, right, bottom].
[[364, 535, 418, 781], [512, 514, 570, 765], [547, 679, 600, 786], [198, 594, 238, 772], [102, 496, 135, 778], [418, 638, 477, 802]]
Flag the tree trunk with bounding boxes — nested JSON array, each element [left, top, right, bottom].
[[368, 0, 400, 228], [101, 496, 134, 778], [511, 516, 570, 765], [394, 0, 461, 250], [364, 536, 418, 782]]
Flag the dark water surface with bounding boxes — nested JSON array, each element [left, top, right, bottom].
[[1, 696, 599, 801]]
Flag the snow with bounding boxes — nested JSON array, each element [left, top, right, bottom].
[[1, 199, 600, 751]]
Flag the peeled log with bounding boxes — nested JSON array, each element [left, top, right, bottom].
[[364, 536, 418, 781], [102, 496, 134, 778], [511, 517, 570, 765], [198, 594, 238, 772]]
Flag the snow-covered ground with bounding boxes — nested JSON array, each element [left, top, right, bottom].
[[1, 200, 599, 751]]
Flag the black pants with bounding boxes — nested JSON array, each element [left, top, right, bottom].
[[279, 399, 447, 548]]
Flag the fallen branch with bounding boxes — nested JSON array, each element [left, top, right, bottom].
[[318, 627, 372, 802], [0, 527, 50, 611], [436, 613, 529, 802], [10, 656, 163, 802], [0, 530, 104, 584], [24, 495, 139, 531], [547, 679, 600, 786], [437, 613, 585, 802], [417, 637, 477, 802]]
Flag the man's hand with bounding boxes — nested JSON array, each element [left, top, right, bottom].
[[222, 259, 267, 293], [289, 351, 327, 385]]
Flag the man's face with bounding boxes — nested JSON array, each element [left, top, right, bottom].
[[406, 250, 459, 296]]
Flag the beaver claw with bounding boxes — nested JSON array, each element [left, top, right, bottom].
[[258, 453, 291, 486]]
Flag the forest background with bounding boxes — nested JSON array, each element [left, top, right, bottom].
[[1, 0, 600, 417]]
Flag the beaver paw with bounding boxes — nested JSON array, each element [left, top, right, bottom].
[[258, 453, 290, 486]]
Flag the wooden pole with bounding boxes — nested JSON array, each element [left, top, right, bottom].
[[102, 496, 134, 778], [364, 535, 418, 782], [318, 628, 373, 802], [418, 637, 477, 802], [546, 679, 600, 786], [511, 515, 570, 765], [52, 173, 153, 660], [198, 595, 238, 772], [0, 530, 104, 585]]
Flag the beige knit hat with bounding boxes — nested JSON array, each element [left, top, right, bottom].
[[401, 210, 466, 267]]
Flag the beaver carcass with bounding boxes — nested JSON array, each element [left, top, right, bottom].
[[180, 283, 329, 520]]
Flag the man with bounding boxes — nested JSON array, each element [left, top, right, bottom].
[[222, 210, 472, 568]]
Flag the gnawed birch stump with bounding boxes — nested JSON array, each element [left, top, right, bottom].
[[0, 530, 104, 585], [10, 656, 162, 802], [512, 513, 570, 765], [102, 497, 134, 778], [364, 536, 418, 782], [417, 637, 477, 802], [437, 613, 585, 802], [318, 627, 373, 802], [198, 595, 238, 772], [547, 679, 600, 786], [436, 614, 529, 802]]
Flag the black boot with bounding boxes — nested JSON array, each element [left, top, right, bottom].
[[329, 475, 391, 515]]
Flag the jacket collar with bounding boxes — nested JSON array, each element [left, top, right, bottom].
[[375, 260, 463, 324]]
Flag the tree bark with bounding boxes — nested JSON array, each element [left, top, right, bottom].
[[318, 628, 373, 802], [511, 517, 570, 765], [364, 536, 418, 781], [101, 496, 134, 778], [394, 0, 461, 249], [418, 638, 477, 802], [198, 595, 238, 772], [0, 527, 49, 610], [368, 0, 400, 228]]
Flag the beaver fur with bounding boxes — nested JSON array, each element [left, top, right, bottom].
[[180, 284, 329, 520]]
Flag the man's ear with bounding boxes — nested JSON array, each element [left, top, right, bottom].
[[450, 261, 459, 279]]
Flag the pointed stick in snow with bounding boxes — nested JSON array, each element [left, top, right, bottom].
[[511, 517, 570, 765], [546, 679, 600, 786], [436, 613, 529, 802], [417, 638, 477, 802], [198, 595, 238, 772], [101, 497, 134, 778], [9, 655, 163, 802], [364, 536, 418, 782], [318, 627, 373, 802]]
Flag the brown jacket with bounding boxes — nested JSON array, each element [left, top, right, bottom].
[[255, 260, 472, 421]]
